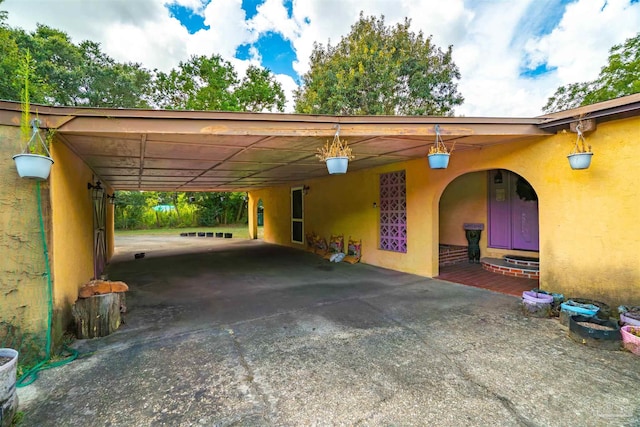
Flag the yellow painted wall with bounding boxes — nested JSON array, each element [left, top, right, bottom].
[[0, 125, 51, 359], [439, 171, 487, 248], [49, 138, 95, 340], [252, 116, 640, 306]]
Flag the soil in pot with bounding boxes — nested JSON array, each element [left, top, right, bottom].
[[569, 315, 621, 351]]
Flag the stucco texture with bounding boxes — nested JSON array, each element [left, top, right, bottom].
[[49, 138, 98, 339], [250, 116, 640, 306], [0, 124, 51, 361]]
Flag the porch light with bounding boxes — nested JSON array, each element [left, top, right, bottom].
[[87, 181, 104, 201], [494, 170, 503, 184], [107, 193, 116, 205]]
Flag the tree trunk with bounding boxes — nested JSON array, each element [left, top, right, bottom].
[[72, 293, 124, 339]]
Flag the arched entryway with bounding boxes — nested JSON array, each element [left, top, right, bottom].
[[436, 169, 540, 296]]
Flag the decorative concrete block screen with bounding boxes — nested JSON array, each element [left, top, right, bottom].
[[379, 170, 407, 253]]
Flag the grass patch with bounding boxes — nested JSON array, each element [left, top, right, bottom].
[[115, 225, 250, 239]]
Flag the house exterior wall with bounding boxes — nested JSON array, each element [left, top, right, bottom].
[[0, 124, 51, 360], [439, 171, 487, 248], [49, 139, 96, 341], [251, 116, 640, 306]]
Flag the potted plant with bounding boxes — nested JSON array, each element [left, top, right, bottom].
[[12, 50, 54, 180], [567, 122, 593, 170], [427, 124, 454, 169], [316, 127, 355, 174]]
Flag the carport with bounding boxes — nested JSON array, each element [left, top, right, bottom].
[[3, 96, 640, 377], [18, 234, 640, 425], [3, 98, 640, 424]]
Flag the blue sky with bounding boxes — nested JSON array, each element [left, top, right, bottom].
[[3, 0, 640, 116]]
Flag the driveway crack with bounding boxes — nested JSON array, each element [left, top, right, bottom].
[[358, 298, 537, 427], [226, 328, 273, 422]]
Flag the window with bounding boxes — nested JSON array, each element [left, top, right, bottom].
[[379, 170, 407, 253]]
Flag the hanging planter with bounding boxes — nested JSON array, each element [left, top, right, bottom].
[[13, 120, 55, 180], [325, 157, 349, 174], [316, 125, 355, 175], [13, 152, 54, 180], [428, 153, 450, 169], [567, 122, 593, 170], [427, 124, 454, 169], [12, 51, 54, 180]]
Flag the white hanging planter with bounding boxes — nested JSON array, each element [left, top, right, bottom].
[[12, 118, 54, 180], [567, 152, 593, 170], [567, 122, 593, 170], [325, 156, 349, 174], [317, 125, 354, 175], [428, 153, 450, 169], [13, 153, 54, 180]]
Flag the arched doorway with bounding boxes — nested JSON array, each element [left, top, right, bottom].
[[436, 169, 539, 295]]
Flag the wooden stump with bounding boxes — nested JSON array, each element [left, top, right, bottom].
[[72, 293, 124, 339]]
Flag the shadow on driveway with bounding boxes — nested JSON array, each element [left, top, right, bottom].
[[18, 238, 640, 426]]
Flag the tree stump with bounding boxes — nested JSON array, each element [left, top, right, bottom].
[[72, 293, 124, 339]]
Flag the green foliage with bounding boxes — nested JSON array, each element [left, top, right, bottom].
[[544, 32, 640, 113], [18, 49, 33, 143], [294, 13, 464, 116], [151, 55, 284, 112], [0, 8, 283, 112], [114, 191, 248, 230], [236, 65, 286, 112]]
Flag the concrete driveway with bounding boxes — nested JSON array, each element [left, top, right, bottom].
[[18, 237, 640, 426]]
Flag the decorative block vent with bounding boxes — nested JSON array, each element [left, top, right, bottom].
[[379, 170, 407, 253]]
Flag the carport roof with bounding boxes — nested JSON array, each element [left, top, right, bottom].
[[1, 94, 639, 192]]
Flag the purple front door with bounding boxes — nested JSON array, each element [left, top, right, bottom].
[[488, 170, 539, 251]]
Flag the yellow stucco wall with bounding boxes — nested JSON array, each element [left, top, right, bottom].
[[49, 138, 96, 338], [251, 116, 640, 306], [0, 125, 51, 355], [439, 171, 487, 248]]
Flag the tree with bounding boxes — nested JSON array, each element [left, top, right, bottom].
[[543, 33, 640, 113], [236, 65, 286, 112], [78, 40, 152, 108], [151, 55, 285, 112], [0, 14, 152, 108], [294, 13, 464, 116]]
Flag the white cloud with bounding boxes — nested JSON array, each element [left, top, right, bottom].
[[3, 0, 640, 116], [524, 0, 640, 85]]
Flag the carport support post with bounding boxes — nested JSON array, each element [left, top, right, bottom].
[[248, 192, 258, 240]]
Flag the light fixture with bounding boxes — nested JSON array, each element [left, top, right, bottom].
[[87, 181, 104, 200], [303, 185, 310, 195], [494, 170, 503, 184], [107, 193, 116, 205]]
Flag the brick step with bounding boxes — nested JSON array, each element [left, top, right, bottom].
[[503, 255, 539, 268], [481, 257, 539, 280]]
